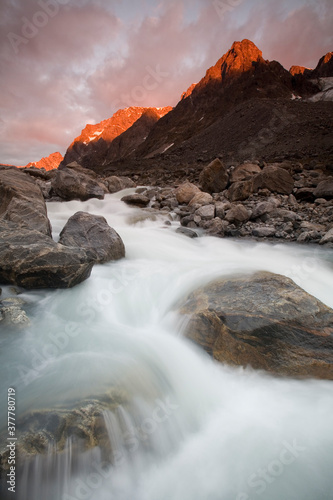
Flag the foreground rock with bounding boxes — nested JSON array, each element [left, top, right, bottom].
[[59, 211, 125, 263], [52, 166, 106, 201], [0, 221, 94, 289], [179, 271, 333, 379], [0, 166, 51, 235]]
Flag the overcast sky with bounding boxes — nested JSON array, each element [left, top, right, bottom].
[[0, 0, 332, 165]]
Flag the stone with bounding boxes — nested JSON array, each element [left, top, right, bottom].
[[225, 205, 250, 224], [195, 204, 215, 220], [59, 212, 125, 264], [121, 194, 150, 207], [105, 175, 135, 193], [252, 226, 276, 237], [251, 201, 277, 219], [188, 192, 213, 206], [313, 177, 333, 199], [228, 180, 254, 202], [253, 166, 294, 194], [175, 182, 200, 204], [294, 188, 315, 202], [204, 218, 227, 235], [199, 158, 229, 194], [179, 271, 333, 379], [300, 221, 326, 232], [176, 227, 198, 238], [0, 220, 94, 289], [230, 163, 261, 183], [0, 166, 51, 236], [52, 167, 105, 201], [0, 297, 30, 327], [320, 228, 333, 245], [297, 231, 322, 243], [215, 202, 226, 219]]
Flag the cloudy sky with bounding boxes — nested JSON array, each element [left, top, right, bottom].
[[0, 0, 332, 165]]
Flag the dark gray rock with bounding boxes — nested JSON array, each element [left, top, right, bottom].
[[59, 211, 125, 263], [176, 227, 198, 238], [52, 167, 106, 201], [121, 194, 150, 207]]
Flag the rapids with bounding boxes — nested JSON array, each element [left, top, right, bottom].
[[1, 191, 333, 500]]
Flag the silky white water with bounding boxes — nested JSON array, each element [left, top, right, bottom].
[[1, 192, 333, 500]]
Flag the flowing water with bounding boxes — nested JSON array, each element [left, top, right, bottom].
[[1, 191, 333, 500]]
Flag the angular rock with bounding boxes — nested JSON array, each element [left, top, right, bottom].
[[179, 271, 333, 379], [225, 205, 250, 224], [0, 166, 51, 236], [215, 202, 226, 219], [313, 177, 333, 199], [199, 159, 229, 194], [59, 212, 125, 264], [251, 200, 277, 219], [253, 166, 294, 195], [0, 220, 93, 289], [230, 163, 261, 183], [195, 204, 215, 220], [228, 180, 254, 202], [52, 167, 105, 201], [175, 182, 200, 204], [0, 297, 30, 327], [188, 192, 213, 206], [320, 228, 333, 245], [121, 193, 150, 207], [294, 187, 315, 202], [105, 175, 135, 193]]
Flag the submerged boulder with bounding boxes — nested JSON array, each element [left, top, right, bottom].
[[179, 271, 333, 379], [59, 211, 125, 263]]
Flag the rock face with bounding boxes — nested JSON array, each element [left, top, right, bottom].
[[179, 271, 333, 379], [59, 212, 125, 263], [0, 221, 94, 289], [0, 167, 51, 236], [52, 166, 106, 201], [199, 159, 229, 194]]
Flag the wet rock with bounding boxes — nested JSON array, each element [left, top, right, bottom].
[[0, 166, 51, 236], [0, 297, 30, 327], [179, 271, 333, 379], [175, 182, 200, 204], [59, 212, 125, 264], [105, 175, 136, 193], [121, 194, 150, 207], [0, 220, 94, 289], [52, 167, 106, 201], [199, 158, 229, 194], [253, 166, 294, 195], [176, 226, 198, 238], [225, 205, 250, 224]]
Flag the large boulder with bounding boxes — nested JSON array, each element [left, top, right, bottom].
[[52, 167, 106, 201], [179, 271, 333, 379], [253, 166, 294, 195], [175, 182, 200, 204], [0, 166, 51, 236], [121, 193, 150, 207], [0, 220, 93, 289], [59, 212, 125, 263], [105, 175, 136, 193], [199, 159, 229, 194]]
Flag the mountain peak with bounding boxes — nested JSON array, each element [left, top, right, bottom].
[[220, 39, 264, 81]]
